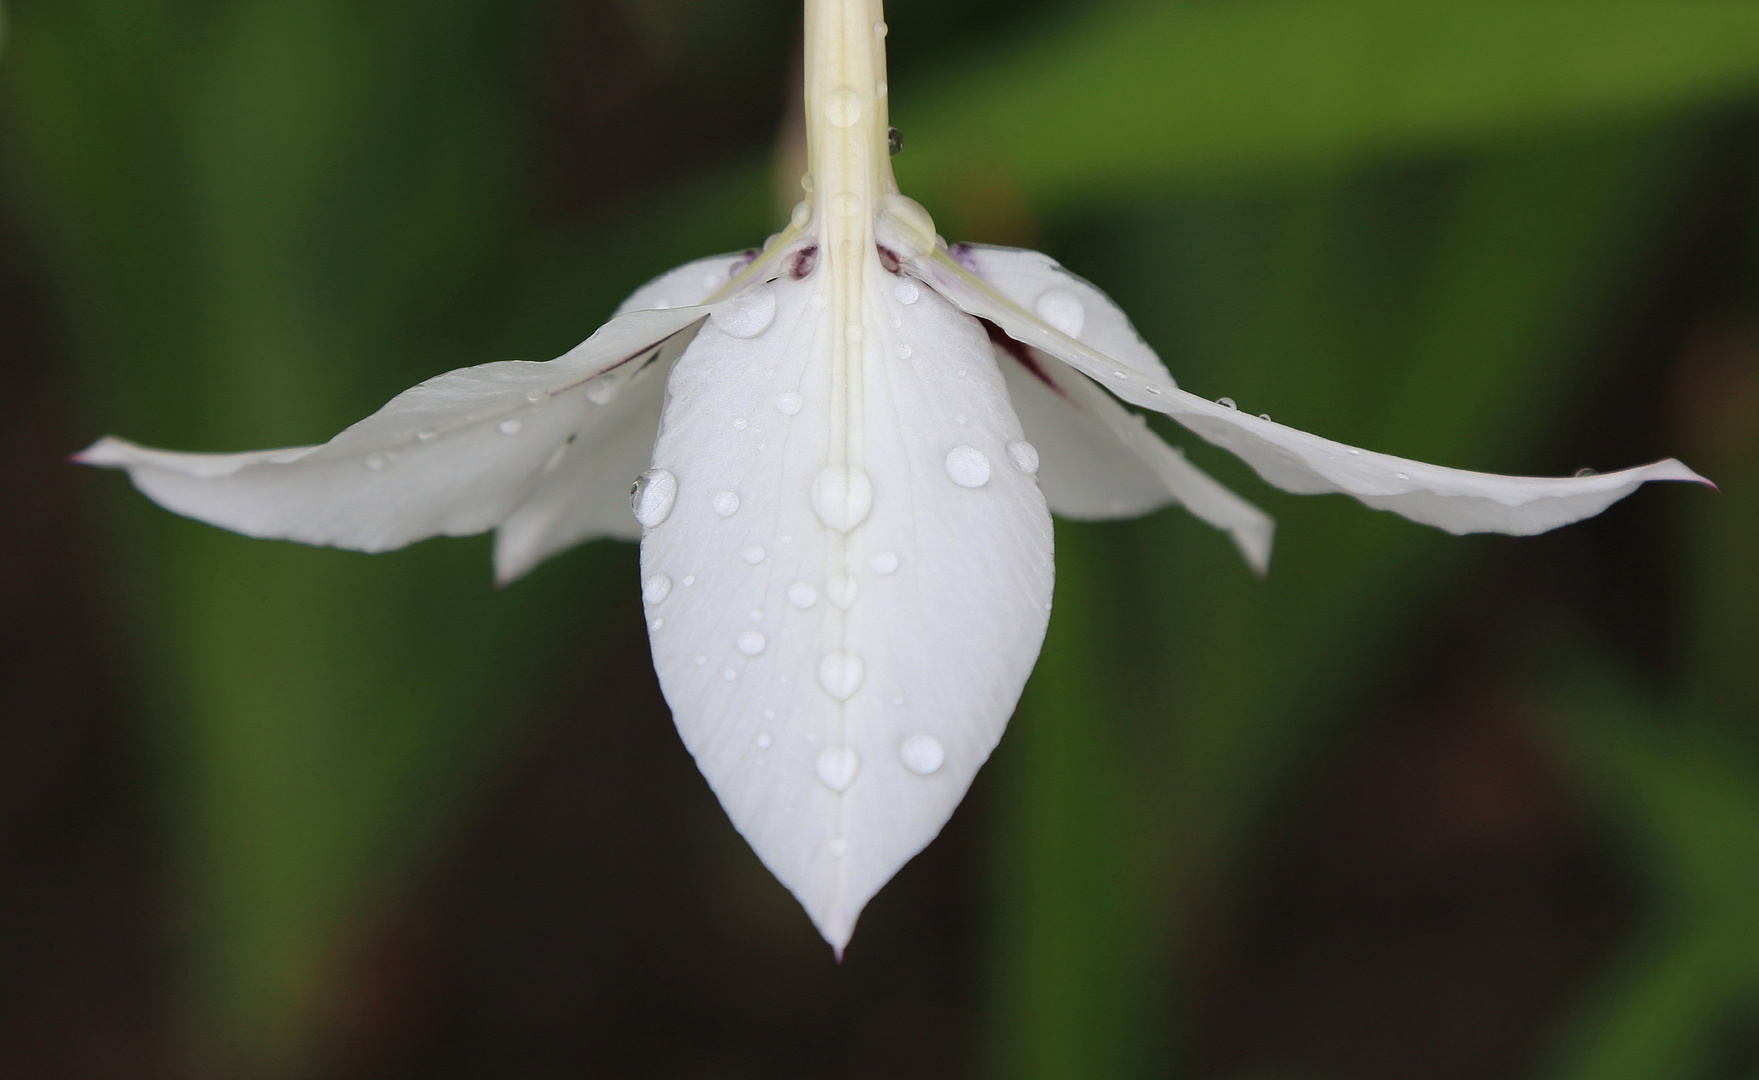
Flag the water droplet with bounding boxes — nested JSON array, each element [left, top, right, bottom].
[[1217, 397, 1238, 410], [1349, 449, 1361, 456], [810, 292, 828, 310], [1258, 414, 1272, 422], [649, 617, 664, 630], [713, 491, 740, 517], [871, 552, 899, 575], [877, 80, 889, 98], [642, 574, 672, 605], [945, 446, 991, 488], [733, 417, 748, 431], [1111, 371, 1127, 380], [1006, 440, 1040, 475], [954, 413, 968, 426], [722, 668, 738, 681], [825, 86, 862, 128], [681, 575, 696, 587], [417, 428, 438, 442], [788, 582, 818, 609], [790, 200, 812, 229], [900, 735, 945, 775], [873, 19, 888, 37], [1034, 288, 1086, 338], [542, 446, 567, 473], [499, 419, 523, 435], [818, 652, 864, 701], [742, 546, 766, 565], [762, 708, 776, 721], [1396, 472, 1410, 481], [749, 609, 764, 623], [701, 271, 721, 291], [712, 284, 777, 339], [776, 391, 804, 416], [692, 655, 707, 667], [896, 343, 913, 360], [525, 388, 547, 403], [1574, 467, 1599, 478], [828, 837, 847, 856], [895, 281, 920, 305], [811, 466, 875, 532], [756, 732, 773, 750], [801, 171, 815, 193], [737, 630, 767, 656], [587, 374, 623, 405], [630, 469, 678, 527], [1146, 386, 1162, 396], [826, 576, 859, 610], [364, 455, 386, 472], [887, 125, 902, 156], [815, 745, 861, 791]]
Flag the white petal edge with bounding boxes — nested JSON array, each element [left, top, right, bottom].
[[916, 248, 1711, 536], [77, 305, 712, 556]]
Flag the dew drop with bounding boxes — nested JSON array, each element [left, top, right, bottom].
[[954, 413, 968, 426], [826, 576, 859, 610], [587, 374, 623, 405], [896, 343, 913, 360], [776, 391, 804, 416], [1006, 439, 1040, 475], [499, 418, 522, 435], [692, 655, 707, 667], [877, 80, 889, 98], [630, 469, 678, 527], [417, 428, 439, 442], [713, 491, 741, 517], [825, 87, 862, 128], [1396, 472, 1410, 481], [742, 546, 766, 565], [828, 837, 846, 856], [1259, 414, 1272, 422], [811, 466, 875, 532], [762, 708, 776, 721], [788, 582, 818, 609], [900, 734, 945, 776], [542, 446, 567, 473], [945, 446, 991, 488], [1034, 288, 1086, 338], [364, 455, 386, 472], [525, 388, 547, 403], [733, 417, 748, 431], [712, 284, 777, 339], [737, 630, 767, 656], [1574, 467, 1599, 478], [1218, 397, 1238, 410], [895, 281, 920, 305], [681, 574, 696, 587], [790, 200, 812, 229], [871, 552, 899, 575], [701, 271, 721, 291], [722, 668, 738, 682], [1349, 449, 1361, 456], [642, 574, 672, 605], [756, 732, 773, 750], [873, 19, 888, 37], [749, 609, 764, 623], [649, 617, 663, 630], [815, 745, 861, 791]]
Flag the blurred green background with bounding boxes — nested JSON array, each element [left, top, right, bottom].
[[0, 0, 1755, 1077]]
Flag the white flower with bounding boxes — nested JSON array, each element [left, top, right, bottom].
[[77, 0, 1708, 954]]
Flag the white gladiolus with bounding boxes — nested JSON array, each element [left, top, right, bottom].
[[78, 0, 1709, 955]]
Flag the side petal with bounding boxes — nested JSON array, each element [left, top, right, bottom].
[[993, 328, 1273, 572], [639, 267, 1053, 952], [77, 306, 710, 553], [954, 243, 1175, 383], [918, 249, 1711, 537], [614, 250, 763, 315]]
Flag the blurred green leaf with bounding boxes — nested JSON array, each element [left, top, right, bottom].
[[898, 0, 1759, 211]]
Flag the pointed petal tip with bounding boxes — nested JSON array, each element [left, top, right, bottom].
[[1235, 520, 1275, 578], [70, 435, 130, 467]]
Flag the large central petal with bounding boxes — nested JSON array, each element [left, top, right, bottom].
[[638, 262, 1053, 950]]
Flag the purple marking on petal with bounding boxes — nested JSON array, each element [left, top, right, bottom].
[[982, 319, 1065, 397], [789, 245, 820, 281]]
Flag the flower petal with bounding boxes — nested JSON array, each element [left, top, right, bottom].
[[993, 331, 1273, 572], [77, 306, 711, 554], [918, 249, 1711, 536], [639, 266, 1053, 952]]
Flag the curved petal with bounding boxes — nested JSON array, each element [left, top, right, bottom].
[[615, 250, 763, 316], [993, 330, 1272, 571], [918, 249, 1711, 536], [955, 243, 1175, 383], [77, 306, 710, 554], [639, 265, 1053, 952]]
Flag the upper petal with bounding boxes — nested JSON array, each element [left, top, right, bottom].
[[77, 305, 710, 553], [639, 262, 1053, 951], [917, 249, 1710, 536]]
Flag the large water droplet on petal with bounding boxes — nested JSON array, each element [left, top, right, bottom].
[[631, 469, 678, 527], [737, 630, 767, 656], [587, 374, 624, 405], [815, 746, 860, 792], [1006, 439, 1040, 475], [1034, 288, 1086, 338], [642, 574, 672, 605], [825, 87, 862, 128], [712, 284, 777, 339], [826, 575, 859, 610], [742, 545, 766, 565], [713, 491, 740, 517], [498, 418, 523, 435], [871, 552, 899, 575], [945, 446, 991, 488], [900, 735, 945, 776], [818, 651, 865, 701], [775, 391, 804, 416], [895, 281, 920, 305], [788, 582, 818, 609], [811, 466, 874, 532]]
